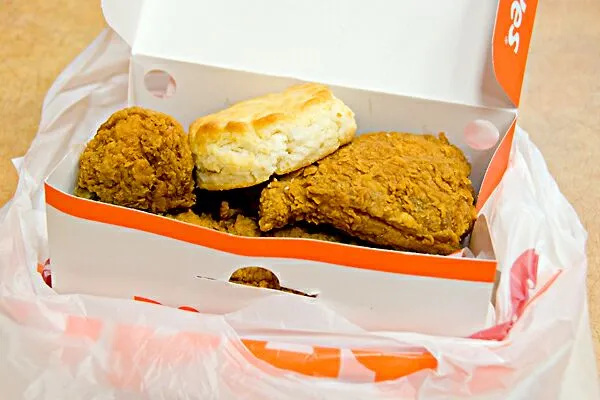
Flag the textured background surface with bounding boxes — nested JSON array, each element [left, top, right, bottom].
[[0, 0, 598, 374]]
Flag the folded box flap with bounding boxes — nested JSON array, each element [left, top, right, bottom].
[[101, 0, 532, 109], [101, 0, 145, 47], [492, 0, 538, 107]]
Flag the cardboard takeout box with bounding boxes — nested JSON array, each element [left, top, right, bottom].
[[44, 0, 537, 336]]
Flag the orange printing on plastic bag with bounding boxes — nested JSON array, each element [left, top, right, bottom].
[[37, 262, 441, 383], [62, 313, 437, 386], [35, 247, 541, 384]]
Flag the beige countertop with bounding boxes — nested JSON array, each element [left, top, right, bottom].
[[1, 0, 598, 374]]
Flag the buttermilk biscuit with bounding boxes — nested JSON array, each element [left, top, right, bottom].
[[189, 83, 357, 190]]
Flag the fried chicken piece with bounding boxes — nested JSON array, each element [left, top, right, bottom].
[[259, 132, 476, 255], [225, 213, 261, 237], [229, 266, 315, 297], [270, 225, 345, 243], [168, 209, 225, 231], [168, 207, 261, 237], [170, 199, 354, 246], [229, 267, 281, 289], [75, 107, 195, 213]]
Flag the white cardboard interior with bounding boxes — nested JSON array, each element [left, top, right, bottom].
[[103, 0, 512, 109], [133, 63, 516, 193], [101, 0, 517, 193]]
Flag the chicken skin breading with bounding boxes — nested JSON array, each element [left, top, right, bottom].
[[169, 202, 346, 243], [270, 225, 344, 243], [75, 107, 195, 213], [229, 266, 281, 289], [169, 206, 261, 237], [258, 132, 476, 255], [229, 266, 315, 297]]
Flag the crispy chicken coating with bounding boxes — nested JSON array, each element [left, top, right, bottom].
[[258, 132, 476, 255], [169, 207, 261, 237], [75, 107, 195, 213], [169, 202, 346, 243], [229, 267, 281, 289], [228, 266, 314, 297], [270, 225, 345, 243]]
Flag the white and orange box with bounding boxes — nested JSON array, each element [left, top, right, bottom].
[[44, 0, 537, 337]]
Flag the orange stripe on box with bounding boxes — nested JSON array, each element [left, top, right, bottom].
[[476, 120, 516, 211], [45, 184, 496, 283]]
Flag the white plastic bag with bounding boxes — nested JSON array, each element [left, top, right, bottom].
[[0, 29, 598, 399]]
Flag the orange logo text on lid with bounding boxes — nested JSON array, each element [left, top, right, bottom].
[[493, 0, 539, 106]]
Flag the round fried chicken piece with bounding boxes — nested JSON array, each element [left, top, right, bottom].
[[76, 107, 195, 213]]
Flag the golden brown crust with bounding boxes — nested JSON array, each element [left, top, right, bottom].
[[258, 132, 477, 255], [168, 208, 262, 237], [168, 206, 349, 244], [270, 225, 345, 243], [229, 267, 281, 290], [190, 84, 334, 145], [75, 107, 195, 213], [228, 266, 314, 297]]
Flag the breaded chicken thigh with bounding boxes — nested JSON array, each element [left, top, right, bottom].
[[258, 132, 476, 255]]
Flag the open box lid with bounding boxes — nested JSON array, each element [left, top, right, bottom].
[[102, 0, 537, 110]]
